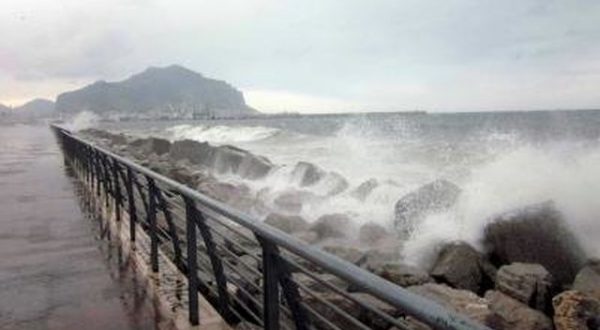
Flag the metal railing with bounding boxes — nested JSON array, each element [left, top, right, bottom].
[[52, 125, 488, 330]]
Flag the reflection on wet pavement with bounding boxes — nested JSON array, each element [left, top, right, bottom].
[[0, 125, 164, 330]]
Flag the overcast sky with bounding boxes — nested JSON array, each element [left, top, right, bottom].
[[1, 0, 599, 113]]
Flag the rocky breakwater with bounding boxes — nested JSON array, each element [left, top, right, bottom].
[[80, 128, 600, 329], [392, 178, 600, 329]]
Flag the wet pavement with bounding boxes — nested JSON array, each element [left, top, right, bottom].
[[0, 124, 163, 330]]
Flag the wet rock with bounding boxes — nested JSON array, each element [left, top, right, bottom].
[[237, 153, 273, 179], [394, 179, 461, 238], [212, 145, 246, 174], [350, 293, 402, 330], [169, 139, 216, 166], [407, 283, 495, 325], [291, 161, 325, 186], [351, 178, 379, 201], [375, 263, 432, 288], [273, 189, 316, 213], [130, 137, 171, 155], [355, 249, 402, 272], [293, 273, 348, 291], [322, 245, 364, 264], [310, 213, 352, 240], [292, 230, 319, 244], [495, 263, 554, 312], [263, 213, 309, 234], [485, 290, 553, 330], [165, 166, 197, 187], [430, 242, 494, 294], [313, 172, 349, 196], [573, 259, 600, 300], [483, 201, 586, 286], [358, 222, 389, 245], [81, 128, 128, 146], [553, 290, 600, 330]]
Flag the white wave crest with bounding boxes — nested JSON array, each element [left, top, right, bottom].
[[166, 124, 281, 144]]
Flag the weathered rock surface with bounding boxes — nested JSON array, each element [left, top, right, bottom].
[[291, 161, 325, 186], [573, 259, 600, 301], [170, 139, 215, 166], [322, 245, 364, 264], [407, 283, 495, 325], [430, 242, 494, 294], [351, 178, 379, 201], [310, 213, 352, 240], [358, 222, 389, 245], [130, 137, 171, 155], [263, 213, 309, 234], [273, 189, 316, 213], [552, 290, 600, 330], [495, 262, 554, 312], [375, 263, 432, 288], [394, 179, 461, 238], [483, 201, 586, 286], [485, 290, 553, 330]]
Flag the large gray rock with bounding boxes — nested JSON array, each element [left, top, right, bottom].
[[273, 189, 317, 213], [573, 259, 600, 301], [212, 145, 246, 174], [358, 222, 390, 245], [553, 290, 600, 330], [407, 283, 495, 325], [483, 201, 586, 286], [263, 213, 309, 234], [351, 178, 379, 201], [495, 263, 554, 312], [291, 161, 325, 186], [237, 153, 273, 180], [170, 139, 216, 166], [322, 245, 364, 264], [310, 213, 352, 240], [129, 137, 171, 155], [485, 290, 553, 330], [374, 263, 432, 288], [430, 242, 495, 294], [394, 179, 461, 238], [312, 171, 349, 196]]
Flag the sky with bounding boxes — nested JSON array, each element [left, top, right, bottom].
[[1, 0, 599, 113]]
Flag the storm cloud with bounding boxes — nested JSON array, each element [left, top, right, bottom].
[[1, 0, 599, 112]]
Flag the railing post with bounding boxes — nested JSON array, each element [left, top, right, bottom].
[[126, 167, 137, 242], [259, 238, 280, 330], [147, 177, 159, 273], [112, 159, 122, 222], [184, 197, 200, 326]]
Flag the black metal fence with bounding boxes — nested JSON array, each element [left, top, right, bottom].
[[52, 125, 488, 330]]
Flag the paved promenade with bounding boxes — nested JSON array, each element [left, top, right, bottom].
[[0, 124, 163, 330]]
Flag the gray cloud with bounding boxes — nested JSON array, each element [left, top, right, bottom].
[[1, 0, 599, 111]]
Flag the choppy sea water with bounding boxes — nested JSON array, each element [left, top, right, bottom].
[[98, 110, 600, 266]]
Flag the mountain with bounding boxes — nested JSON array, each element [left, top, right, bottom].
[[55, 65, 258, 118], [0, 103, 10, 114], [15, 99, 55, 117]]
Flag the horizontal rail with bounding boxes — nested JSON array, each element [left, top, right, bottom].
[[51, 124, 489, 330]]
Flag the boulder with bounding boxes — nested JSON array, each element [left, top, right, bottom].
[[350, 293, 402, 330], [355, 249, 402, 273], [166, 166, 197, 187], [483, 201, 586, 286], [407, 283, 495, 325], [81, 128, 128, 146], [394, 179, 461, 238], [358, 222, 390, 245], [322, 245, 364, 264], [553, 290, 600, 330], [374, 263, 432, 288], [237, 153, 273, 179], [292, 231, 319, 244], [495, 263, 554, 312], [485, 290, 553, 330], [310, 213, 352, 240], [291, 161, 325, 186], [169, 139, 216, 166], [130, 137, 171, 155], [430, 242, 495, 294], [313, 172, 349, 196], [573, 259, 600, 301], [293, 273, 347, 292], [351, 178, 379, 201], [263, 213, 309, 234], [212, 145, 246, 174], [273, 189, 316, 213]]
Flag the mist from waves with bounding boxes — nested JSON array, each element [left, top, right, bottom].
[[127, 112, 600, 267]]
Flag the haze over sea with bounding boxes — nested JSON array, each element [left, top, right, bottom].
[[89, 109, 600, 267]]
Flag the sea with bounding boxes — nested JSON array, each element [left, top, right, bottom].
[[77, 109, 600, 266]]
